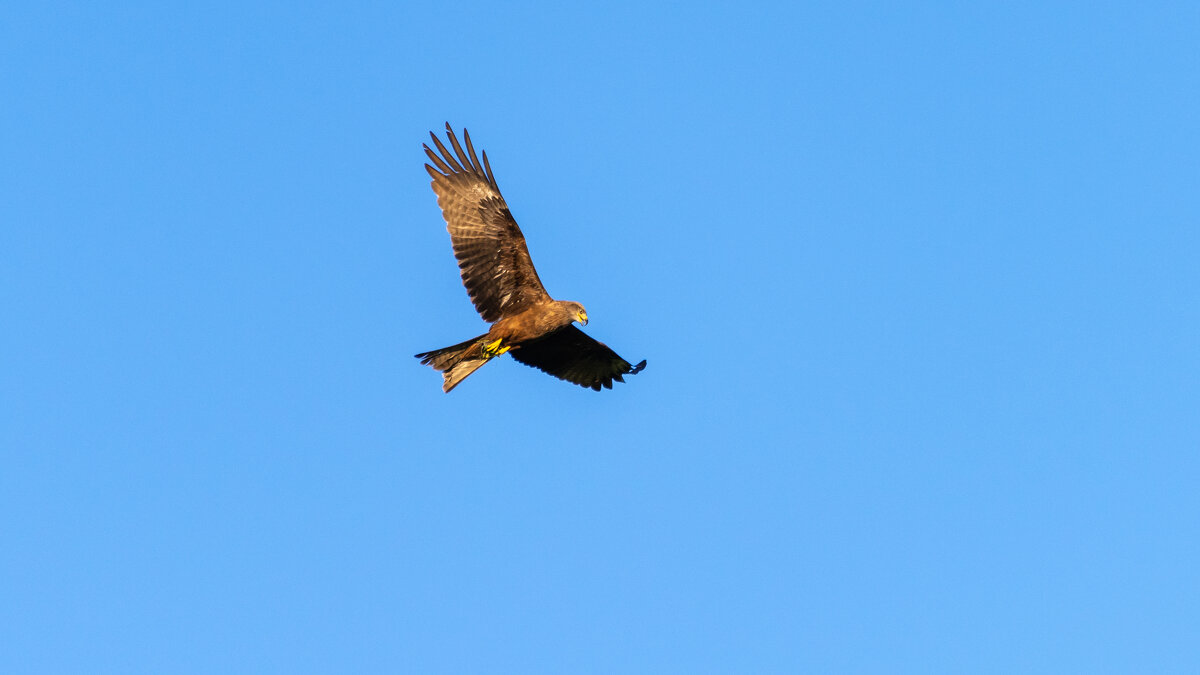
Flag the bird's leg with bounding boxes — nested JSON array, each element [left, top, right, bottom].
[[482, 338, 510, 358]]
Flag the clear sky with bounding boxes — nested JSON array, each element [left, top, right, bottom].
[[3, 2, 1198, 673]]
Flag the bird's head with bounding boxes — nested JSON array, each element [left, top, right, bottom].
[[565, 301, 588, 326]]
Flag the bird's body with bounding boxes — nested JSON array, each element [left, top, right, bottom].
[[416, 124, 645, 392], [489, 300, 583, 345]]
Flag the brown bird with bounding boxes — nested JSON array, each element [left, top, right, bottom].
[[416, 123, 646, 392]]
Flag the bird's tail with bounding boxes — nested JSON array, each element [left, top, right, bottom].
[[415, 334, 495, 393]]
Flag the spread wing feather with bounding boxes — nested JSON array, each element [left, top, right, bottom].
[[424, 123, 550, 323], [509, 325, 647, 391]]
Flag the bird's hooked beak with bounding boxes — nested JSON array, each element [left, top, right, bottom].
[[577, 310, 588, 326]]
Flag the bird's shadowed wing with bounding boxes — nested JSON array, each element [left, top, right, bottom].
[[509, 325, 646, 391], [424, 124, 551, 323]]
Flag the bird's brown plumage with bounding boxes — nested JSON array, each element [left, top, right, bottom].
[[509, 325, 647, 391], [416, 124, 646, 392], [422, 125, 549, 323]]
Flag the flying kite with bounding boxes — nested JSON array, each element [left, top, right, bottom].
[[416, 124, 647, 392]]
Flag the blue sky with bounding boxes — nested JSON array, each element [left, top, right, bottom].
[[2, 2, 1198, 672]]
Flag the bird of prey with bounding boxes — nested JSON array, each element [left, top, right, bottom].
[[415, 123, 646, 393]]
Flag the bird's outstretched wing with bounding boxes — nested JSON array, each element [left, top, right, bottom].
[[424, 123, 551, 323], [509, 325, 646, 391]]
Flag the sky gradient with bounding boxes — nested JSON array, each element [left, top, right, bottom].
[[3, 2, 1199, 673]]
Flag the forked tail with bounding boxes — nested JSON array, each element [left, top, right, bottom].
[[414, 334, 493, 393]]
